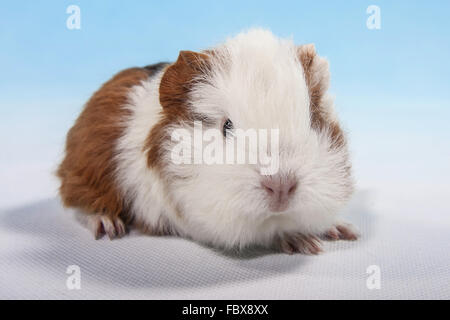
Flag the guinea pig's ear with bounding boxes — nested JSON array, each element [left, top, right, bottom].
[[159, 50, 210, 110], [178, 50, 210, 71], [297, 44, 330, 112]]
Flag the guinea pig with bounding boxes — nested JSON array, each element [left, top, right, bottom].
[[57, 28, 359, 254]]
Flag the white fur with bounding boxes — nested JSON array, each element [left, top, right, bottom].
[[114, 71, 187, 236], [115, 29, 354, 249]]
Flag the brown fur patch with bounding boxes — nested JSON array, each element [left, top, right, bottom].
[[57, 67, 155, 220], [298, 44, 345, 149], [145, 51, 211, 170]]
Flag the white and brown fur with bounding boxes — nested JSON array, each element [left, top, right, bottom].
[[58, 29, 359, 254]]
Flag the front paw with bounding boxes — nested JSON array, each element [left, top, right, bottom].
[[325, 222, 360, 241], [278, 233, 322, 255]]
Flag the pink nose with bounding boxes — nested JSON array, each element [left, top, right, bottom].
[[261, 174, 297, 212]]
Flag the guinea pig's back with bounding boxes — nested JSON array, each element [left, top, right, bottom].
[[57, 63, 168, 222]]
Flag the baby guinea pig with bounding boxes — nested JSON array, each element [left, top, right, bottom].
[[57, 29, 359, 254]]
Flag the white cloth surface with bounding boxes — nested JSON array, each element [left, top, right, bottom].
[[0, 191, 449, 300]]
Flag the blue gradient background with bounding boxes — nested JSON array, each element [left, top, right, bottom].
[[1, 1, 449, 222]]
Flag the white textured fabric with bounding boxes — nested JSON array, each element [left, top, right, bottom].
[[0, 190, 449, 300]]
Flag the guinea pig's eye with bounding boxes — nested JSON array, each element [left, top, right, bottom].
[[222, 118, 234, 137]]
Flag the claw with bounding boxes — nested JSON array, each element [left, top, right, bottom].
[[325, 226, 340, 240], [336, 224, 359, 241], [279, 233, 323, 255], [84, 214, 127, 240], [324, 223, 360, 241]]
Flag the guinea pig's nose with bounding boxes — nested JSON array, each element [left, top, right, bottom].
[[261, 174, 297, 212]]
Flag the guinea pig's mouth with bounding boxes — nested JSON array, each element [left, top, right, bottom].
[[259, 207, 295, 224], [258, 194, 295, 219]]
